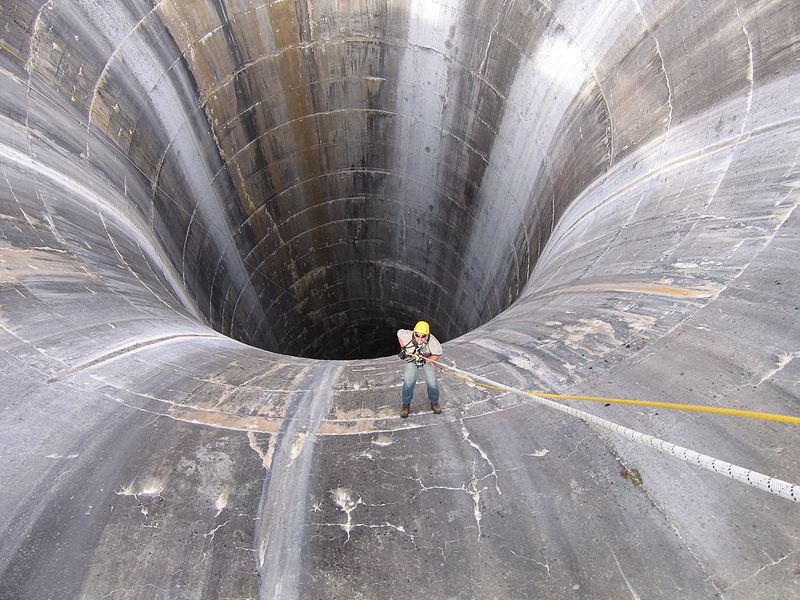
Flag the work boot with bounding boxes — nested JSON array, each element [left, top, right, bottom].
[[431, 403, 442, 414], [400, 404, 411, 418]]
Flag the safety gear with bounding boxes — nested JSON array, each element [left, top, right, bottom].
[[413, 321, 430, 336], [431, 403, 442, 414], [399, 349, 420, 364], [415, 356, 426, 367], [400, 404, 411, 418]]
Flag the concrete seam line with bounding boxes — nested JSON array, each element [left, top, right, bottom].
[[438, 363, 799, 503], [47, 333, 223, 382]]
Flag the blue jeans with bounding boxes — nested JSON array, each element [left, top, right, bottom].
[[402, 362, 439, 405]]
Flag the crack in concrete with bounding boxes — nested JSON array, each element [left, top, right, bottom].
[[591, 434, 725, 594], [115, 478, 165, 529], [204, 519, 230, 542], [467, 461, 483, 539], [329, 486, 363, 543], [409, 466, 489, 540], [320, 486, 416, 546], [509, 548, 551, 576], [722, 548, 800, 595], [631, 0, 673, 137], [751, 352, 800, 388], [460, 418, 501, 494], [566, 434, 591, 459]]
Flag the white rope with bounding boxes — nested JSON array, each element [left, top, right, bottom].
[[439, 362, 799, 503]]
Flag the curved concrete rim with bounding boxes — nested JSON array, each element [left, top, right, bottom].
[[1, 1, 798, 598]]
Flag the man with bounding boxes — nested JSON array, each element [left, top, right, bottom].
[[397, 320, 442, 417]]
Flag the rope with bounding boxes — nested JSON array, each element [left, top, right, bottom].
[[436, 362, 799, 503], [438, 364, 800, 424]]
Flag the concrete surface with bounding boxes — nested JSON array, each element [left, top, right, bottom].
[[1, 0, 798, 598]]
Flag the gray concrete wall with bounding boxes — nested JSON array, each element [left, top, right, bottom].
[[0, 1, 798, 598]]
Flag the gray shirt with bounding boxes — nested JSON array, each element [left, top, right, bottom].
[[397, 329, 443, 356]]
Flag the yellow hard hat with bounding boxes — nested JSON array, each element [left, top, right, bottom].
[[413, 321, 430, 335]]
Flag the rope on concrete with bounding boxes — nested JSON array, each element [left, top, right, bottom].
[[438, 362, 799, 503], [439, 363, 800, 424]]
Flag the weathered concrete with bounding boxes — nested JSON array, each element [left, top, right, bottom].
[[1, 0, 798, 598]]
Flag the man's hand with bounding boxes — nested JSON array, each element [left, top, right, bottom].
[[399, 349, 421, 364]]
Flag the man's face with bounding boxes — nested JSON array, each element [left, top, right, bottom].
[[413, 333, 428, 342]]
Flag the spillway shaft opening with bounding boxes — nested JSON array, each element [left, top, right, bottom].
[[11, 1, 612, 359]]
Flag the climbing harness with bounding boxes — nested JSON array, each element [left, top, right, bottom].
[[436, 362, 799, 503], [399, 331, 433, 366]]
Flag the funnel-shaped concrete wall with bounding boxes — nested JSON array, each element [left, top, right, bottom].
[[1, 1, 798, 598]]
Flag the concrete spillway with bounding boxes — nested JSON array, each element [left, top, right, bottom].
[[1, 0, 798, 597]]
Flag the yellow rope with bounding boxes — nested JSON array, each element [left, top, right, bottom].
[[438, 366, 800, 425]]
